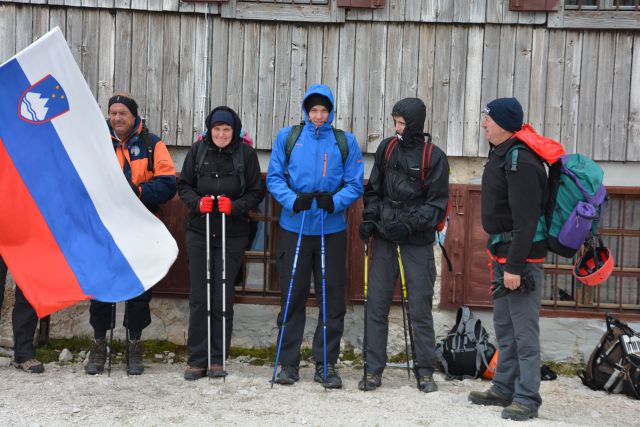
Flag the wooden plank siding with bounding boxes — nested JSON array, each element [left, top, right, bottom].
[[0, 2, 638, 163]]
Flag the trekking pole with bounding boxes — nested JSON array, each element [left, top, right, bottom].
[[400, 292, 410, 379], [271, 211, 306, 388], [362, 241, 369, 391], [206, 210, 212, 379], [107, 302, 115, 377], [221, 205, 227, 381], [397, 246, 420, 389], [320, 211, 327, 386]]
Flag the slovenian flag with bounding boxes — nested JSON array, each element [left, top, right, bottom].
[[0, 28, 178, 317]]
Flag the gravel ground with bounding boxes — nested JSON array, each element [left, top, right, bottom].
[[0, 357, 637, 427]]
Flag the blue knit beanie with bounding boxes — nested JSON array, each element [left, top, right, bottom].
[[485, 97, 523, 132]]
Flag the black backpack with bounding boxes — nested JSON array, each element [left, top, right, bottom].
[[578, 314, 640, 399], [436, 305, 496, 379], [193, 138, 246, 196]]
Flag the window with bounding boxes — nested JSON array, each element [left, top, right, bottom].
[[565, 0, 639, 10]]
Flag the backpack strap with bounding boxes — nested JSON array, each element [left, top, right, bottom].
[[140, 121, 154, 172], [194, 139, 209, 177], [232, 144, 246, 196], [332, 127, 349, 166]]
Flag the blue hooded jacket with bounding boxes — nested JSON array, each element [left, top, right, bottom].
[[267, 84, 364, 235]]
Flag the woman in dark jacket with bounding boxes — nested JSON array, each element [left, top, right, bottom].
[[178, 106, 263, 380]]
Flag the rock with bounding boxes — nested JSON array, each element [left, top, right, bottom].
[[154, 353, 164, 361], [59, 348, 73, 362], [77, 351, 86, 360], [71, 407, 81, 414], [0, 357, 11, 367], [167, 352, 175, 359], [167, 359, 174, 365]]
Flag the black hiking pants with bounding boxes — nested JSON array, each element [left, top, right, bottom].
[[276, 228, 346, 367], [89, 290, 152, 340], [185, 230, 247, 368], [364, 238, 437, 376], [1, 257, 39, 363]]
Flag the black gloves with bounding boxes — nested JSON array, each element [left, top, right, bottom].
[[359, 221, 377, 241], [293, 193, 314, 213], [385, 221, 411, 242], [293, 192, 334, 213], [315, 192, 334, 213]]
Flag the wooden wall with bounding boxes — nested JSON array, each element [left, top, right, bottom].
[[0, 1, 639, 162]]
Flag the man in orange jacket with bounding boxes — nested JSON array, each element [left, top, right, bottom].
[[85, 93, 176, 376]]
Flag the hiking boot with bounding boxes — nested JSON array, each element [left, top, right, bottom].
[[418, 375, 438, 393], [184, 366, 206, 381], [12, 358, 44, 374], [85, 338, 107, 375], [468, 389, 512, 407], [126, 339, 144, 375], [358, 372, 382, 391], [314, 363, 342, 389], [501, 402, 538, 421], [208, 364, 227, 378], [274, 365, 299, 385]]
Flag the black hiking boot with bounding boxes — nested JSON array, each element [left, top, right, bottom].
[[208, 364, 227, 379], [184, 366, 206, 381], [468, 389, 512, 407], [126, 339, 144, 375], [358, 372, 382, 391], [501, 402, 538, 421], [274, 365, 299, 385], [314, 363, 342, 389], [85, 338, 107, 375], [418, 375, 438, 393], [12, 358, 45, 374]]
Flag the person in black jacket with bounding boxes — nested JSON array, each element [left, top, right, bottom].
[[178, 106, 263, 381], [358, 98, 449, 392], [468, 97, 547, 421]]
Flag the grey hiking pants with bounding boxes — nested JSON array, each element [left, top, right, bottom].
[[490, 260, 544, 410], [365, 238, 437, 376]]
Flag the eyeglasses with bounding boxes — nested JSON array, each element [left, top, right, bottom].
[[482, 107, 490, 115]]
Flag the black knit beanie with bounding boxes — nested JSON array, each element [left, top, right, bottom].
[[485, 97, 523, 132], [303, 94, 332, 114], [108, 95, 138, 118]]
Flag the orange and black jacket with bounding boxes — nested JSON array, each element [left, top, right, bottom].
[[108, 117, 177, 212]]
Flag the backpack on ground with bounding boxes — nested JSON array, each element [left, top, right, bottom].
[[383, 134, 452, 271], [493, 124, 608, 259], [193, 138, 246, 196], [436, 305, 496, 379], [578, 314, 640, 399]]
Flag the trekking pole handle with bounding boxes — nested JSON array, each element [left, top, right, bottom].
[[397, 246, 407, 299]]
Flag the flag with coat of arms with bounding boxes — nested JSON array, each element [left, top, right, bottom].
[[0, 28, 178, 317]]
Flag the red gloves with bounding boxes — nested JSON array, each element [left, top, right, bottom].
[[199, 196, 214, 214], [218, 196, 232, 215]]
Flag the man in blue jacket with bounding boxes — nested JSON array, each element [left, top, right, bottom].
[[267, 84, 364, 388]]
